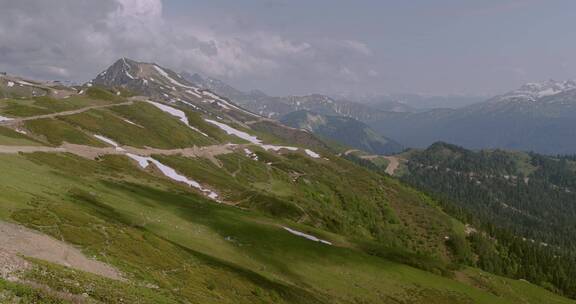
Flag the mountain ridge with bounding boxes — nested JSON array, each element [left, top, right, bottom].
[[366, 79, 576, 154], [183, 72, 383, 121], [280, 110, 403, 155]]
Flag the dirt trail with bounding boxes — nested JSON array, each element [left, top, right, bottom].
[[0, 221, 122, 280], [381, 156, 400, 175], [343, 149, 401, 176], [0, 101, 133, 125], [343, 149, 360, 156], [0, 143, 234, 160], [359, 155, 401, 175]]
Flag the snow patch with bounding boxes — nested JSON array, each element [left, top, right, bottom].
[[17, 80, 35, 86], [282, 227, 332, 245], [94, 135, 125, 151], [204, 119, 318, 156], [178, 100, 199, 110], [185, 89, 202, 98], [146, 101, 208, 137], [0, 115, 13, 122], [215, 101, 230, 109], [201, 91, 257, 116], [243, 148, 259, 161], [126, 153, 219, 200], [153, 65, 198, 90], [7, 81, 14, 87], [497, 80, 576, 102], [121, 58, 135, 80], [204, 119, 261, 145], [261, 145, 298, 152], [125, 153, 150, 168], [304, 149, 320, 158], [122, 118, 142, 127]]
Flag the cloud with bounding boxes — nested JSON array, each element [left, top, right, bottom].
[[330, 40, 373, 56], [0, 0, 375, 95]]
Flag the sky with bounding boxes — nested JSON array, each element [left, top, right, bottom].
[[1, 0, 576, 97]]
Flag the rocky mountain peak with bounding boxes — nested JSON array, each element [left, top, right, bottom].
[[92, 58, 259, 119]]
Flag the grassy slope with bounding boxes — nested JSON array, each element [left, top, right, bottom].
[[0, 127, 43, 146], [0, 152, 571, 304], [0, 88, 120, 118], [0, 90, 572, 303]]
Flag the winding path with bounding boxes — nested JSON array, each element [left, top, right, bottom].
[[381, 156, 400, 175], [0, 143, 234, 160], [342, 149, 401, 176], [0, 101, 133, 125]]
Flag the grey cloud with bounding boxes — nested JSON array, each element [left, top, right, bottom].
[[0, 0, 375, 95]]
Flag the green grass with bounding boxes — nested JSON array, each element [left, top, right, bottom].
[[0, 83, 50, 100], [368, 156, 391, 168], [252, 179, 295, 197], [0, 94, 119, 118], [0, 277, 67, 304], [22, 258, 179, 304], [459, 268, 575, 304], [25, 118, 106, 146], [0, 126, 43, 145], [84, 87, 125, 102], [0, 150, 572, 303], [61, 103, 216, 148], [102, 101, 246, 147], [0, 82, 571, 302]]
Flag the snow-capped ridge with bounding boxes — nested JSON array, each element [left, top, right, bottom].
[[494, 79, 576, 102]]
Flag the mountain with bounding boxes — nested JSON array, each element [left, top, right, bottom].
[[0, 73, 64, 99], [333, 93, 486, 111], [367, 80, 576, 154], [280, 110, 403, 155], [92, 58, 329, 150], [366, 99, 416, 112], [184, 72, 382, 121], [94, 59, 257, 118], [0, 61, 573, 303], [487, 80, 576, 103]]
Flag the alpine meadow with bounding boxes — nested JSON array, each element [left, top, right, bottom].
[[1, 1, 576, 303]]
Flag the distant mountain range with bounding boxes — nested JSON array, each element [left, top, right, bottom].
[[334, 93, 486, 112], [184, 72, 576, 154], [280, 110, 403, 155], [184, 72, 384, 121], [366, 80, 576, 154], [185, 72, 405, 154]]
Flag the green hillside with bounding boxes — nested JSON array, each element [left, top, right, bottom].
[[395, 142, 576, 298], [0, 67, 573, 303]]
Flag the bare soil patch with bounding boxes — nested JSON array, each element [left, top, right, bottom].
[[0, 221, 122, 280]]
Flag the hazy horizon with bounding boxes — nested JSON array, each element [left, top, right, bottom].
[[2, 0, 576, 99]]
